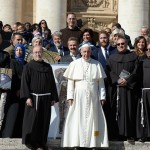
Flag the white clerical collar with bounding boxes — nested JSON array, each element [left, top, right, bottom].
[[81, 57, 91, 62]]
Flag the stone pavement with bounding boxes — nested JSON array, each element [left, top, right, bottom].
[[1, 138, 150, 150]]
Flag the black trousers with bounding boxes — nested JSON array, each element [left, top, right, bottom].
[[2, 103, 19, 138]]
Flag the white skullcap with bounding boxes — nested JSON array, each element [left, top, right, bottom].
[[79, 43, 93, 51]]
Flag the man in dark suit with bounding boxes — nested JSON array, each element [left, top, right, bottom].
[[60, 37, 80, 63], [92, 30, 116, 70], [92, 30, 116, 140], [50, 31, 67, 56]]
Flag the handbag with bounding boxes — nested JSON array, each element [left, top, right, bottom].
[[0, 68, 12, 90]]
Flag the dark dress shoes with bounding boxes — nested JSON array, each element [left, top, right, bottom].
[[73, 147, 79, 150], [138, 138, 147, 143], [74, 147, 79, 150]]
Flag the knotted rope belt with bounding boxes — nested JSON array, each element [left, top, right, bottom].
[[31, 93, 51, 110], [140, 88, 150, 127]]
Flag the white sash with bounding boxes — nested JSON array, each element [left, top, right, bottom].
[[31, 93, 51, 110]]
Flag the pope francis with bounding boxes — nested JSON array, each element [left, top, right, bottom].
[[62, 43, 109, 149]]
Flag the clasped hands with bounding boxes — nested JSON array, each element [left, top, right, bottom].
[[118, 78, 127, 86]]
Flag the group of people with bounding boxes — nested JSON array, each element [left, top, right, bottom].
[[0, 12, 150, 150]]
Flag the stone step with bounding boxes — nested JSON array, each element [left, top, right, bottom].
[[0, 138, 150, 150]]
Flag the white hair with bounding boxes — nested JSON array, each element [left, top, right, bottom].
[[79, 43, 92, 51], [32, 35, 43, 45]]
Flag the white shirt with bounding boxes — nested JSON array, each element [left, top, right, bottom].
[[101, 46, 109, 59], [70, 53, 80, 61]]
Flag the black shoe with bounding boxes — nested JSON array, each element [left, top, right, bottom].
[[127, 137, 135, 143], [25, 144, 34, 149], [74, 147, 79, 150], [138, 138, 147, 143]]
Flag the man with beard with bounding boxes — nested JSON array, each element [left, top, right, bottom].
[[91, 30, 116, 140], [60, 37, 80, 63], [49, 31, 67, 62], [92, 30, 116, 70]]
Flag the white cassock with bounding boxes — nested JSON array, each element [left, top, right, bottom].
[[62, 58, 109, 148]]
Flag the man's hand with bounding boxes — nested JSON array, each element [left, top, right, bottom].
[[118, 78, 127, 86], [100, 100, 106, 106], [26, 98, 33, 107], [54, 55, 61, 61], [67, 99, 73, 106]]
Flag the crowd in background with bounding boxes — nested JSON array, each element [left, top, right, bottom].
[[0, 12, 150, 145]]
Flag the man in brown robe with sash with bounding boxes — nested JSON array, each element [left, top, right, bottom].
[[20, 46, 58, 150]]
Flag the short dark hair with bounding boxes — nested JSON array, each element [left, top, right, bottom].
[[11, 32, 23, 40], [67, 13, 76, 18], [68, 37, 78, 44], [3, 24, 11, 29], [82, 28, 94, 38], [112, 23, 122, 29], [31, 23, 40, 32]]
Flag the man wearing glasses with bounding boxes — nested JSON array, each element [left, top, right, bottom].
[[105, 37, 138, 142]]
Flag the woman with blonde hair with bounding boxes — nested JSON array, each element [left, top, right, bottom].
[[109, 28, 125, 47]]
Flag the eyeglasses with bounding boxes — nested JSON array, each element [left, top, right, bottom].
[[116, 43, 125, 46], [41, 22, 46, 24], [146, 48, 150, 51]]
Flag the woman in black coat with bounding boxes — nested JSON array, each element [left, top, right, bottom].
[[1, 44, 26, 138]]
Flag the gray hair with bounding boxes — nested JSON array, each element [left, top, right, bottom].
[[79, 43, 92, 51], [141, 26, 149, 30], [52, 31, 62, 38], [141, 26, 149, 33], [109, 28, 125, 41], [32, 35, 43, 45]]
